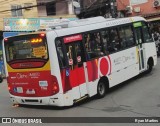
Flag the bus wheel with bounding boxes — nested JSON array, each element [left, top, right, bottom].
[[97, 81, 106, 98]]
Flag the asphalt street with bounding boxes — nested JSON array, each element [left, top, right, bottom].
[[0, 58, 160, 126]]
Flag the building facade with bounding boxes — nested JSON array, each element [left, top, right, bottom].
[[0, 0, 79, 77], [117, 0, 160, 32], [117, 0, 160, 17], [0, 0, 38, 30], [78, 0, 117, 18], [0, 0, 78, 30], [36, 0, 76, 17]]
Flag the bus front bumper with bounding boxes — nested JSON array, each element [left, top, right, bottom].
[[9, 94, 65, 107]]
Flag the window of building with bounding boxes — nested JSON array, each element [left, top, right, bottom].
[[11, 5, 23, 17], [46, 2, 56, 16], [24, 3, 33, 10]]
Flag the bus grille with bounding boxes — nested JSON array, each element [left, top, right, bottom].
[[25, 99, 39, 102]]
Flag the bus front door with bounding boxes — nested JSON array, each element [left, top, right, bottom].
[[135, 27, 145, 72], [65, 41, 88, 98]]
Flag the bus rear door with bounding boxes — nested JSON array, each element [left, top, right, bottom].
[[134, 22, 145, 72]]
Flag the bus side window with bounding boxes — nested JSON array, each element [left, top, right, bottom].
[[101, 30, 110, 55], [84, 32, 104, 60], [142, 22, 153, 43], [124, 26, 135, 47], [65, 41, 85, 70], [108, 28, 121, 52], [118, 27, 127, 49], [55, 39, 66, 68], [117, 25, 135, 49]]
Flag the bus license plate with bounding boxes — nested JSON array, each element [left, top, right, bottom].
[[26, 89, 35, 94], [16, 87, 23, 93], [39, 81, 48, 87]]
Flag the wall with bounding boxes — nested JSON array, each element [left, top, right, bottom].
[[0, 0, 38, 30], [37, 0, 75, 17], [81, 0, 97, 8], [117, 0, 160, 16], [56, 2, 68, 15]]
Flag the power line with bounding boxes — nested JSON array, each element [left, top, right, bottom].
[[0, 0, 110, 17], [0, 3, 45, 13]]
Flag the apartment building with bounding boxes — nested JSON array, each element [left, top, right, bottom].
[[0, 0, 38, 30], [0, 0, 79, 31], [117, 0, 160, 32], [117, 0, 160, 17], [0, 0, 79, 75], [78, 0, 117, 18]]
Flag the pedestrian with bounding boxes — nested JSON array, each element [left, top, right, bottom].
[[152, 31, 160, 55]]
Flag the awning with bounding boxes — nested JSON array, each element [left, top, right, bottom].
[[147, 17, 160, 22]]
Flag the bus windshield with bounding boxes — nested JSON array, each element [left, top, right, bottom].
[[4, 34, 48, 63]]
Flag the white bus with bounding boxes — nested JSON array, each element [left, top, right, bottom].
[[3, 16, 157, 106]]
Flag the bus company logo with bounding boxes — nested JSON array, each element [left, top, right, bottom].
[[19, 63, 33, 67], [16, 73, 28, 79], [16, 72, 40, 79], [114, 53, 135, 65], [29, 72, 40, 78], [98, 56, 111, 76]]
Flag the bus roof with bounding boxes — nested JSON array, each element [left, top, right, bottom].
[[52, 16, 146, 37], [4, 16, 146, 39], [67, 16, 145, 28]]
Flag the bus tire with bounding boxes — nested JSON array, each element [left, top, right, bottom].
[[97, 81, 106, 98], [146, 58, 153, 73]]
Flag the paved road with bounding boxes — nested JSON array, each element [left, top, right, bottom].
[[0, 58, 160, 126]]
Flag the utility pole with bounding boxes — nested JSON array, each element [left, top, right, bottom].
[[110, 0, 116, 18]]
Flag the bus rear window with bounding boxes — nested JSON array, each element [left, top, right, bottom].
[[4, 34, 48, 63]]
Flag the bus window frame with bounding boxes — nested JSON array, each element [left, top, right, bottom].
[[56, 21, 151, 65], [55, 37, 68, 69], [122, 23, 136, 48], [83, 31, 106, 61], [99, 23, 136, 55], [4, 34, 49, 68], [132, 21, 153, 45], [56, 34, 87, 69], [141, 21, 154, 43]]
